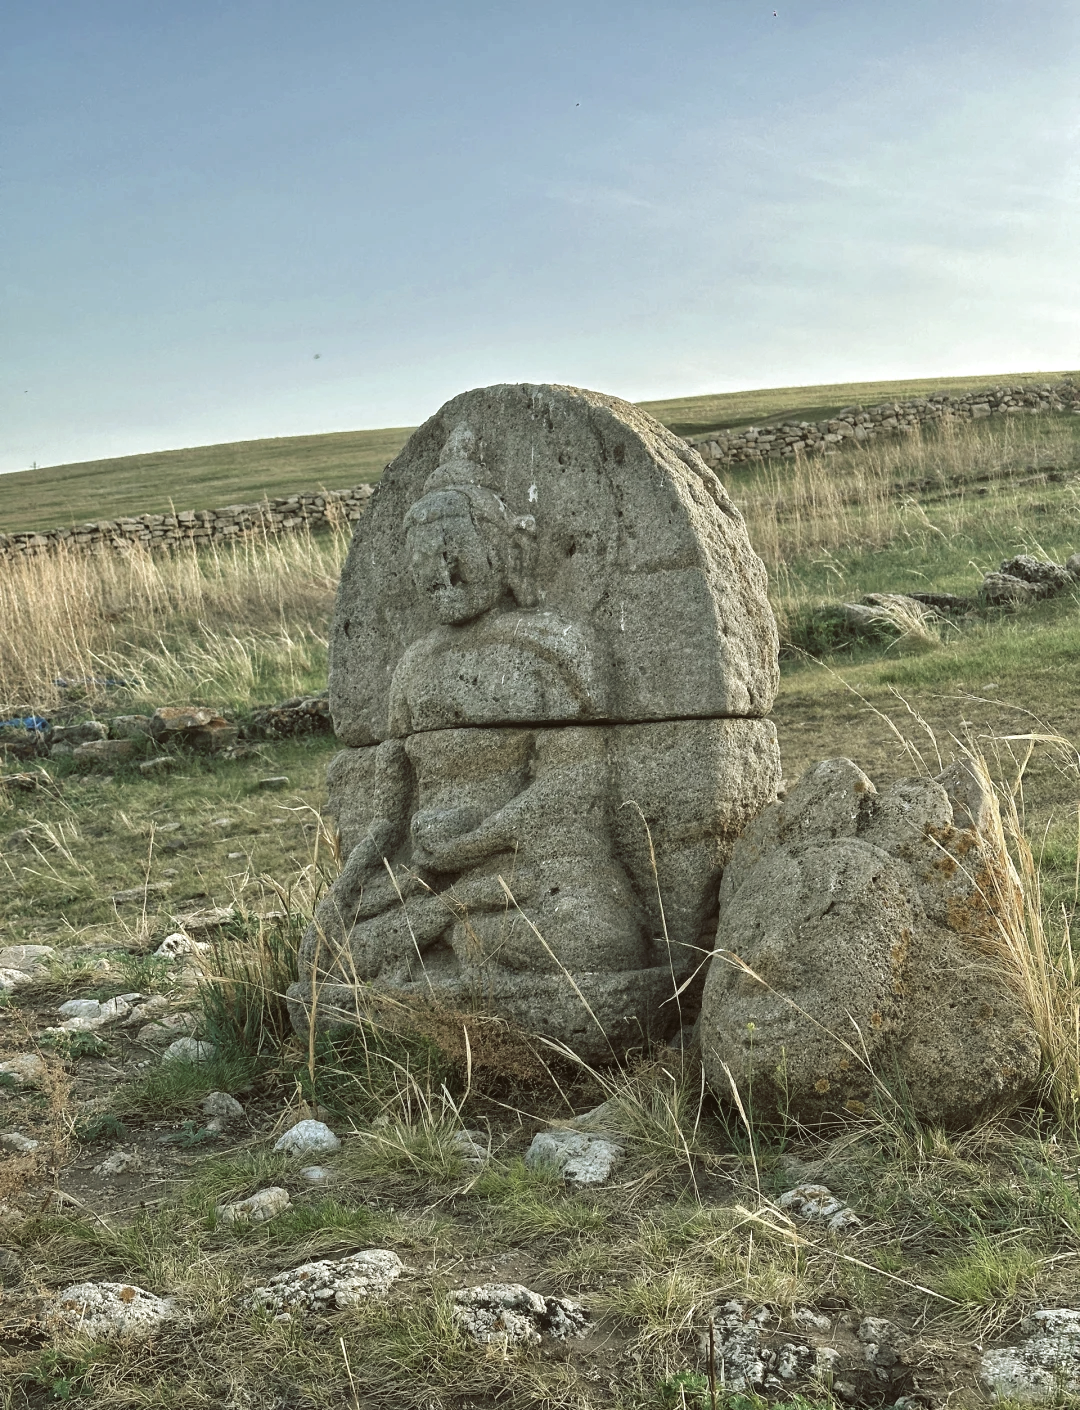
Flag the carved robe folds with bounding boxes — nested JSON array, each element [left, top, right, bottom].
[[288, 383, 781, 1061]]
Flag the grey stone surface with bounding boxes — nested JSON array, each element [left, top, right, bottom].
[[201, 1091, 244, 1121], [273, 1119, 341, 1155], [981, 1310, 1080, 1402], [0, 944, 55, 972], [251, 1249, 402, 1314], [700, 1300, 838, 1393], [292, 384, 781, 1062], [46, 1282, 174, 1339], [217, 1186, 291, 1224], [331, 384, 777, 744], [0, 1132, 40, 1154], [72, 738, 135, 766], [525, 1130, 622, 1185], [980, 571, 1042, 607], [451, 1282, 588, 1347], [0, 1054, 47, 1088], [778, 1184, 860, 1233], [998, 554, 1073, 596], [161, 1036, 215, 1064], [701, 757, 1041, 1127]]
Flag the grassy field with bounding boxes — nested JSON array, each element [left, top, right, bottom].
[[3, 396, 1080, 1407], [2, 367, 1076, 533], [0, 426, 412, 535]]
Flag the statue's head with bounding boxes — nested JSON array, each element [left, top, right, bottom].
[[403, 425, 536, 626]]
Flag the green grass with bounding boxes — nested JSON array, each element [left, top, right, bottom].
[[0, 425, 412, 534], [4, 368, 1076, 534]]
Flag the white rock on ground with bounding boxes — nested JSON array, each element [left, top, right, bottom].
[[46, 1282, 174, 1339], [217, 1187, 291, 1225], [0, 944, 56, 972], [450, 1129, 489, 1167], [201, 1091, 244, 1121], [154, 932, 210, 959], [451, 1283, 589, 1347], [700, 1300, 839, 1393], [57, 999, 103, 1021], [52, 993, 143, 1032], [161, 1036, 215, 1064], [123, 995, 171, 1027], [778, 1184, 860, 1233], [0, 1054, 47, 1088], [858, 1316, 912, 1382], [981, 1309, 1080, 1402], [94, 1150, 142, 1177], [0, 945, 55, 992], [250, 1249, 403, 1314], [0, 1132, 40, 1154], [274, 1119, 341, 1155], [525, 1129, 622, 1185], [299, 1166, 332, 1183]]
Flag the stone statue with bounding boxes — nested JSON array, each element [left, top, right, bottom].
[[289, 383, 781, 1061]]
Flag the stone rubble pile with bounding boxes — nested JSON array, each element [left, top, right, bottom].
[[688, 379, 1080, 468], [0, 484, 375, 560], [450, 1283, 589, 1347]]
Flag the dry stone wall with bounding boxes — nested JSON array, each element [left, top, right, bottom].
[[0, 484, 375, 560], [6, 377, 1077, 559], [687, 377, 1080, 469]]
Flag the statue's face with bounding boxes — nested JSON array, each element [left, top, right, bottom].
[[406, 502, 504, 625]]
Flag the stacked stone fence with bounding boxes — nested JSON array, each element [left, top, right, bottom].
[[5, 378, 1079, 559], [686, 377, 1080, 470], [0, 483, 376, 561]]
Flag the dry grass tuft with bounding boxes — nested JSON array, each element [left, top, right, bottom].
[[0, 527, 348, 712]]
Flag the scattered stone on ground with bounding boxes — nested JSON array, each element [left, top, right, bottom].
[[981, 1309, 1080, 1402], [299, 1165, 332, 1183], [51, 992, 143, 1033], [45, 1282, 174, 1340], [153, 931, 210, 959], [122, 995, 171, 1028], [700, 1300, 839, 1394], [0, 944, 56, 972], [450, 1129, 490, 1167], [258, 775, 289, 789], [451, 1283, 589, 1347], [110, 881, 172, 905], [137, 1012, 198, 1045], [161, 1036, 215, 1064], [49, 721, 108, 747], [858, 1316, 912, 1381], [0, 1132, 40, 1154], [274, 1119, 341, 1155], [139, 757, 177, 776], [525, 1129, 622, 1185], [778, 1185, 860, 1233], [171, 906, 235, 935], [94, 1150, 142, 1177], [0, 944, 55, 991], [148, 706, 238, 753], [701, 756, 1042, 1126], [217, 1186, 291, 1225], [247, 693, 332, 739], [250, 1249, 403, 1315], [110, 714, 153, 738], [201, 1091, 244, 1121], [0, 1054, 47, 1088], [73, 738, 134, 766]]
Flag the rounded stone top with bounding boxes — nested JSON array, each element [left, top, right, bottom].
[[330, 383, 778, 745]]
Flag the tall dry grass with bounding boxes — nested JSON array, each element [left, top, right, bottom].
[[733, 415, 1077, 573], [0, 527, 349, 712]]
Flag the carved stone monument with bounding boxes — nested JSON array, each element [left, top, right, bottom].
[[288, 383, 781, 1061]]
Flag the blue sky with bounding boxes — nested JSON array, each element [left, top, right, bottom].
[[3, 0, 1078, 471]]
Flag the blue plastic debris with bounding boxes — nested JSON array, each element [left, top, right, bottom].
[[0, 716, 48, 732]]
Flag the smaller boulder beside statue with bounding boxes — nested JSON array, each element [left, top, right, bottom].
[[699, 756, 1041, 1128]]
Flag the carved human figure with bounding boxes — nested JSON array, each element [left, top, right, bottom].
[[301, 428, 651, 1045]]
